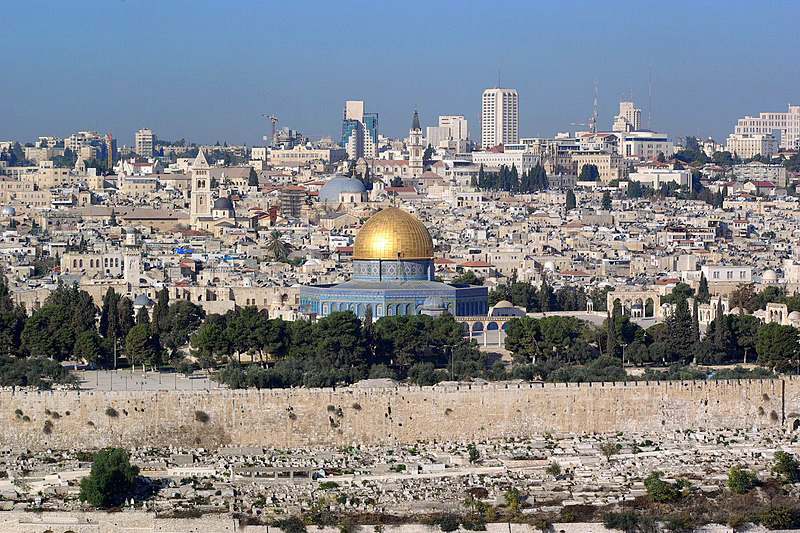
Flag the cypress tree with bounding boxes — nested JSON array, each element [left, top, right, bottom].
[[606, 310, 618, 357]]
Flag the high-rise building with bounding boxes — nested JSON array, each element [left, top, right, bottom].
[[439, 115, 469, 141], [481, 88, 518, 150], [732, 105, 800, 150], [135, 128, 155, 158], [612, 100, 642, 132], [342, 100, 378, 159]]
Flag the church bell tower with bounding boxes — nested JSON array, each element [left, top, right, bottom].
[[409, 108, 423, 178]]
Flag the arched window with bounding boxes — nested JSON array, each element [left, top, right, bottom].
[[376, 304, 383, 317]]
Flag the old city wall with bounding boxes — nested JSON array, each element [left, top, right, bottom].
[[0, 377, 798, 451]]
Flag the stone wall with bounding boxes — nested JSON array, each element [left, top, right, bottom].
[[1, 377, 798, 451], [0, 512, 744, 533]]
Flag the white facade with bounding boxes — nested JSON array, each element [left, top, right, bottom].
[[135, 128, 155, 158], [472, 146, 539, 172], [439, 115, 469, 141], [621, 131, 674, 159], [628, 168, 691, 189], [701, 264, 752, 284], [732, 104, 800, 150], [481, 88, 518, 150], [426, 127, 451, 149], [612, 100, 641, 132], [725, 133, 779, 159]]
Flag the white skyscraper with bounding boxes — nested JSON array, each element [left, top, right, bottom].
[[438, 115, 469, 141], [733, 105, 800, 150], [481, 88, 518, 150], [612, 100, 642, 132], [135, 128, 155, 158]]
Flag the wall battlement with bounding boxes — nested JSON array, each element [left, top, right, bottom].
[[1, 378, 798, 450]]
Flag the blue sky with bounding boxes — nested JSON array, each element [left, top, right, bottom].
[[2, 0, 797, 146]]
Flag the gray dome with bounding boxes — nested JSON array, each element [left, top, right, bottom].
[[133, 294, 154, 306], [319, 175, 365, 202], [422, 295, 445, 309], [1, 206, 15, 216], [213, 197, 234, 210]]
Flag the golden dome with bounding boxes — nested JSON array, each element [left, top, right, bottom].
[[353, 207, 434, 260]]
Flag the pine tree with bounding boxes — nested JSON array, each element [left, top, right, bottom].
[[606, 310, 618, 357], [697, 273, 710, 304], [601, 191, 612, 210], [566, 189, 576, 211]]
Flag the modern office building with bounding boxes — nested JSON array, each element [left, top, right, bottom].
[[732, 105, 800, 150], [135, 128, 155, 158], [342, 100, 378, 159], [481, 88, 518, 149]]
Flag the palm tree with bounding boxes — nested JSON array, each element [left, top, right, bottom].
[[266, 230, 288, 260]]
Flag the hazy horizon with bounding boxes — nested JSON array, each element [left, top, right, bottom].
[[3, 0, 798, 146]]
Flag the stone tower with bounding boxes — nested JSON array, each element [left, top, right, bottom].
[[408, 108, 424, 178], [190, 150, 212, 227]]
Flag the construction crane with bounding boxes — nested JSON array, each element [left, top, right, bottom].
[[262, 114, 278, 147]]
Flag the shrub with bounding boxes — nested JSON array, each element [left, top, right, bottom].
[[43, 420, 53, 435], [727, 466, 755, 494], [105, 407, 118, 418], [603, 510, 640, 533], [771, 451, 800, 483], [426, 513, 460, 532], [273, 515, 307, 533], [644, 471, 688, 503], [351, 402, 362, 410], [546, 462, 561, 476], [759, 506, 800, 529], [194, 410, 210, 424], [318, 481, 339, 490]]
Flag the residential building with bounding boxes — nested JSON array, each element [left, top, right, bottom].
[[628, 168, 691, 189], [135, 128, 155, 158], [732, 104, 800, 150], [733, 162, 788, 187], [481, 88, 518, 149], [725, 133, 779, 159]]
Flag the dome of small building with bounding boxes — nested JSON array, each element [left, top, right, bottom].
[[318, 175, 366, 203], [789, 311, 800, 321], [1, 206, 16, 216], [762, 269, 778, 281], [632, 302, 643, 309], [353, 207, 433, 260], [213, 197, 234, 210], [133, 294, 154, 306], [730, 307, 742, 315], [543, 261, 556, 272], [422, 295, 445, 309], [494, 300, 514, 308]]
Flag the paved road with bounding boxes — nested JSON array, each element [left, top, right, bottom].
[[72, 368, 223, 391]]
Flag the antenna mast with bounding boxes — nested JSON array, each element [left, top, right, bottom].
[[589, 80, 598, 134], [648, 63, 653, 129]]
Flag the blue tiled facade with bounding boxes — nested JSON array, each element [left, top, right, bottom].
[[299, 258, 488, 318]]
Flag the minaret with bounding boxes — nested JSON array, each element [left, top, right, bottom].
[[190, 150, 212, 228], [409, 108, 423, 178]]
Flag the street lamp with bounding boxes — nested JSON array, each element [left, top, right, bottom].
[[621, 342, 628, 368]]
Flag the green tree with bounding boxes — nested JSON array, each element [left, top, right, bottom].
[[601, 191, 612, 210], [73, 330, 110, 366], [267, 230, 288, 260], [696, 273, 710, 304], [579, 164, 600, 181], [756, 322, 798, 372], [452, 270, 483, 286], [771, 451, 800, 483], [79, 447, 140, 508], [566, 189, 576, 210], [125, 323, 161, 370]]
